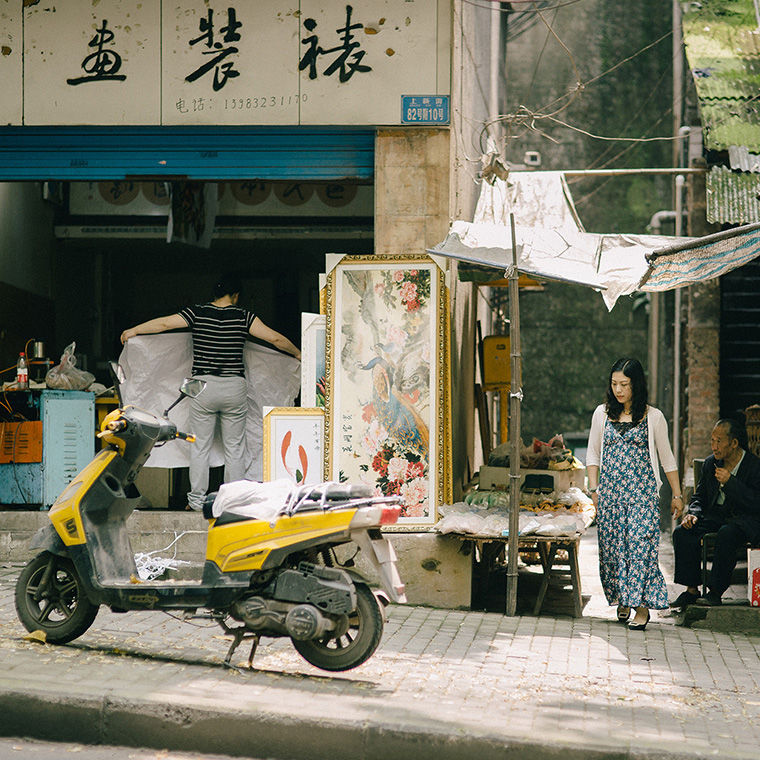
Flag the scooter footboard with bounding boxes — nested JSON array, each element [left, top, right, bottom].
[[350, 529, 406, 604]]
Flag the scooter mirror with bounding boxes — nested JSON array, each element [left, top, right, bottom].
[[108, 361, 126, 406], [180, 378, 206, 399], [163, 378, 207, 417]]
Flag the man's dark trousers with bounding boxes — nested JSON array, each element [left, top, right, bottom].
[[673, 519, 750, 595]]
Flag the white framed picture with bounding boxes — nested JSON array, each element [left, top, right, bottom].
[[262, 406, 325, 485], [300, 312, 326, 408]]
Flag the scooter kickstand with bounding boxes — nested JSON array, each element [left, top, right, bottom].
[[223, 628, 246, 668], [223, 628, 259, 671], [247, 634, 259, 669]]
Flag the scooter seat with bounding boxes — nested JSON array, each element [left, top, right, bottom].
[[202, 492, 218, 520], [302, 483, 374, 502], [213, 510, 256, 526]]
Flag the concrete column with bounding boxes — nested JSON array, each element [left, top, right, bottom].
[[374, 128, 450, 255]]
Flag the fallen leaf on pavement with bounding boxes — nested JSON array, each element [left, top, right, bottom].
[[22, 630, 47, 644]]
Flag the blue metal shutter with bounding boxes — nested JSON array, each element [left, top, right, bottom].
[[0, 127, 374, 181]]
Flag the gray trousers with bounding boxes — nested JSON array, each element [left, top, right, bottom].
[[187, 374, 248, 510]]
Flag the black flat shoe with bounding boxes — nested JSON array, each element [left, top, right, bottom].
[[616, 605, 631, 622], [669, 590, 700, 609], [696, 591, 722, 607], [628, 610, 650, 631]]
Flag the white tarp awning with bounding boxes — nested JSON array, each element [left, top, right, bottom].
[[430, 172, 695, 310], [430, 220, 695, 310], [432, 172, 760, 309]]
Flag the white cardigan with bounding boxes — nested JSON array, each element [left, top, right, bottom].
[[586, 404, 677, 490]]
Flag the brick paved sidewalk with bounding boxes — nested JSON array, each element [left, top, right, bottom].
[[0, 531, 759, 760]]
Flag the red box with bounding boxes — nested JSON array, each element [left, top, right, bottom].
[[749, 549, 760, 607]]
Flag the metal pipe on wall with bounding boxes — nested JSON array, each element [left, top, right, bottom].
[[489, 4, 500, 127], [673, 174, 685, 466]]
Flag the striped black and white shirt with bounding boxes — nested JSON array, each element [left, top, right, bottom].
[[178, 303, 256, 377]]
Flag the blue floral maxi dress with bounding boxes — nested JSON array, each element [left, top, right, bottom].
[[597, 417, 668, 610]]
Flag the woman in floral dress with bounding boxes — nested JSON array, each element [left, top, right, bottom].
[[586, 358, 683, 630]]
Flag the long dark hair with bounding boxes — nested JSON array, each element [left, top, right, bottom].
[[605, 357, 648, 423]]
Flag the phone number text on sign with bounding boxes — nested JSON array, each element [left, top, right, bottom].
[[175, 94, 308, 113], [225, 94, 309, 110]]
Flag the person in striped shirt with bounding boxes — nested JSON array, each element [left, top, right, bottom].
[[120, 273, 300, 510]]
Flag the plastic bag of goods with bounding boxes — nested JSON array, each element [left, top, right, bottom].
[[45, 342, 95, 391]]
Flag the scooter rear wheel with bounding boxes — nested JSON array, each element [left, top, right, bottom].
[[292, 582, 383, 672], [15, 552, 98, 644]]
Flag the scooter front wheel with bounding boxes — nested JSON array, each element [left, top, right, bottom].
[[292, 583, 383, 672], [15, 552, 98, 644]]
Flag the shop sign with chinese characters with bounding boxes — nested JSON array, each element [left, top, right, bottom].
[[1, 0, 449, 126]]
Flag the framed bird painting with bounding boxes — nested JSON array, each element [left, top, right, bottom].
[[324, 254, 451, 527]]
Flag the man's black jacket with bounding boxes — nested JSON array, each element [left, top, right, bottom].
[[688, 452, 760, 543]]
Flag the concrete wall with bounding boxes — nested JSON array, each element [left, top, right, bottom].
[[375, 128, 450, 256]]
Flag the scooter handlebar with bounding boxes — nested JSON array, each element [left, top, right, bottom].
[[175, 431, 196, 443]]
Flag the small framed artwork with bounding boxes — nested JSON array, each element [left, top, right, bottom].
[[300, 312, 326, 408], [263, 407, 325, 485]]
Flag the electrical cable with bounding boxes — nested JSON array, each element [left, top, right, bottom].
[[462, 0, 583, 12], [526, 7, 560, 99], [506, 28, 674, 136], [10, 420, 30, 506], [543, 113, 684, 143], [583, 67, 671, 171]]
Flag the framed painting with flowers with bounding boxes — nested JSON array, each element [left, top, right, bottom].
[[262, 407, 325, 486], [324, 254, 450, 527]]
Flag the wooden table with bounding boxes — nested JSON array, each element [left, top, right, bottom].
[[450, 533, 584, 617]]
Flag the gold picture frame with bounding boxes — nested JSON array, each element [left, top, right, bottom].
[[325, 254, 451, 526], [262, 406, 325, 486]]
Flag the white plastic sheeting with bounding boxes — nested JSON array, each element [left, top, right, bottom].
[[429, 173, 693, 310], [118, 334, 300, 479], [210, 478, 296, 520]]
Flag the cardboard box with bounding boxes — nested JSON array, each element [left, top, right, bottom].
[[478, 466, 586, 493], [749, 548, 760, 607]]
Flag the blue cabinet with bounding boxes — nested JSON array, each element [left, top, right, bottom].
[[0, 390, 94, 508]]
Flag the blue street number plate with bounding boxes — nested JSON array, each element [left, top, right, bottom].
[[401, 95, 450, 125]]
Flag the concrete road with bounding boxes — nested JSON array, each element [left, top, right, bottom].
[[0, 737, 270, 760]]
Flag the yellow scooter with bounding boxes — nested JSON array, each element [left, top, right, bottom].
[[15, 367, 406, 671]]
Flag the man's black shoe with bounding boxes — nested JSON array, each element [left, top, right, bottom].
[[696, 591, 722, 607], [669, 590, 700, 609]]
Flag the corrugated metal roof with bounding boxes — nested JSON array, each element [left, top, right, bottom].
[[683, 2, 760, 151], [729, 144, 760, 171], [706, 165, 760, 224]]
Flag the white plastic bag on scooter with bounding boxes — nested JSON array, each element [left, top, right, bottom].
[[212, 479, 296, 521]]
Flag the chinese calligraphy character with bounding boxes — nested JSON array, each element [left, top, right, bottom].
[[185, 7, 243, 92], [299, 5, 371, 83], [67, 20, 126, 85]]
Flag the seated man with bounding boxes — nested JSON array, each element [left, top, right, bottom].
[[670, 418, 760, 608]]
